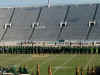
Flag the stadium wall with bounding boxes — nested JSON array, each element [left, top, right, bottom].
[[0, 41, 100, 47]]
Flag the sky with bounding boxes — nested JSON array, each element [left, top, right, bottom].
[[0, 0, 100, 7]]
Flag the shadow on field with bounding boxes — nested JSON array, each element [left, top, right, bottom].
[[96, 67, 100, 75]]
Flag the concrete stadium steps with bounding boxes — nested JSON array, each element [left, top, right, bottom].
[[0, 8, 10, 40], [0, 25, 5, 39], [88, 6, 100, 40], [61, 4, 96, 40], [3, 27, 31, 41], [10, 8, 39, 25], [0, 8, 9, 24], [3, 8, 39, 41], [31, 6, 67, 41], [0, 4, 100, 41]]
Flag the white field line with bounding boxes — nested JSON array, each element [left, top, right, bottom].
[[40, 55, 59, 67], [33, 55, 59, 73], [53, 54, 76, 74], [84, 55, 96, 70], [53, 66, 74, 69], [32, 55, 59, 72]]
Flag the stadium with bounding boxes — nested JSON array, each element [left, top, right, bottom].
[[0, 0, 100, 75]]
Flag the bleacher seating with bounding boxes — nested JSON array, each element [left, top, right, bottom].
[[0, 4, 99, 42]]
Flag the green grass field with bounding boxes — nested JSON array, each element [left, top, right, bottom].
[[0, 54, 100, 75]]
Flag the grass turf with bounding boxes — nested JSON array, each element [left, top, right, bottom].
[[0, 54, 99, 75]]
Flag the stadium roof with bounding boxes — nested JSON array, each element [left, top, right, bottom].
[[0, 3, 100, 42]]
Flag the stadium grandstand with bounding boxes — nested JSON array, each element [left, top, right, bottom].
[[0, 0, 100, 75], [0, 3, 100, 47]]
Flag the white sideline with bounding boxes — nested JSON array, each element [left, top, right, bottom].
[[84, 55, 95, 70], [53, 54, 76, 74]]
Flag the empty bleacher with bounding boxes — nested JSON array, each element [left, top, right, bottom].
[[31, 6, 67, 41], [0, 8, 9, 41], [2, 8, 38, 41], [62, 4, 96, 40], [0, 4, 99, 42]]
